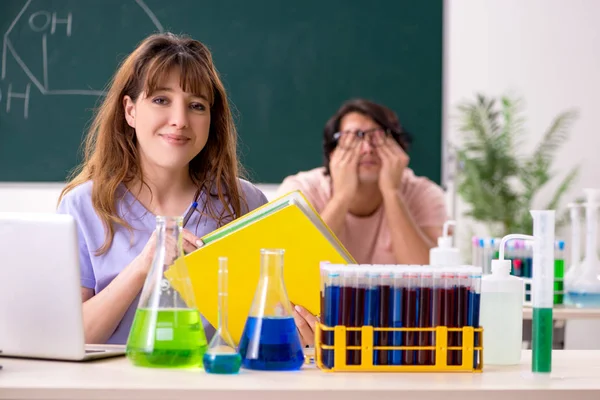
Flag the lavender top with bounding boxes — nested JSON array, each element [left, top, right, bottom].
[[57, 179, 268, 344]]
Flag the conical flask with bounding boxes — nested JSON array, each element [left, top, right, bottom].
[[202, 257, 242, 374], [239, 249, 304, 371], [126, 216, 208, 368], [569, 189, 600, 307]]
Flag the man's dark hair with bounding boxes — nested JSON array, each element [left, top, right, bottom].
[[322, 98, 413, 175]]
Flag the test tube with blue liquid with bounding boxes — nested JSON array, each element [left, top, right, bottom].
[[467, 266, 482, 369], [340, 268, 356, 365], [390, 268, 405, 365], [322, 265, 340, 369]]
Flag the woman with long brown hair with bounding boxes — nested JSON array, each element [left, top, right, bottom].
[[57, 33, 267, 345]]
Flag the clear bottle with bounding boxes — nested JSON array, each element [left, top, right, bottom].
[[126, 216, 208, 368], [203, 257, 242, 374], [480, 234, 527, 365], [429, 220, 462, 267], [238, 249, 304, 370]]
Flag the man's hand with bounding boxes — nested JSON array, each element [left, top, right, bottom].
[[329, 132, 361, 202], [376, 134, 409, 193]]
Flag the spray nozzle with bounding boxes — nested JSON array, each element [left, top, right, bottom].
[[438, 220, 456, 248], [491, 233, 535, 275]]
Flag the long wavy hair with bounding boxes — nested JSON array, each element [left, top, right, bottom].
[[59, 32, 245, 255]]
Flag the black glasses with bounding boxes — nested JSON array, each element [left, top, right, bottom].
[[332, 127, 390, 147]]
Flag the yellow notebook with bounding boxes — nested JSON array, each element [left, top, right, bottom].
[[167, 190, 355, 344]]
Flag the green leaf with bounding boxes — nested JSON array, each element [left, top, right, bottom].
[[529, 110, 578, 166]]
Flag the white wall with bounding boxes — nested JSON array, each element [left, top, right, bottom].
[[0, 183, 280, 213], [445, 0, 600, 242], [445, 0, 600, 349]]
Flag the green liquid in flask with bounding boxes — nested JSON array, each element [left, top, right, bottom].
[[126, 308, 208, 368]]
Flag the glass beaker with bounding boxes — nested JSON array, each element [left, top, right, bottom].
[[126, 216, 208, 368], [569, 189, 600, 307], [239, 249, 304, 371], [203, 257, 242, 374]]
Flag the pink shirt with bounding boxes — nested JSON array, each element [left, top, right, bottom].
[[276, 167, 448, 264]]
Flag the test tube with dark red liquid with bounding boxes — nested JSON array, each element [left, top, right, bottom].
[[431, 267, 444, 365], [364, 269, 380, 364], [377, 267, 392, 365], [417, 268, 434, 365], [455, 269, 470, 366], [441, 268, 457, 365], [402, 267, 419, 365]]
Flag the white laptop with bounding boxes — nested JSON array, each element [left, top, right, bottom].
[[0, 212, 125, 361]]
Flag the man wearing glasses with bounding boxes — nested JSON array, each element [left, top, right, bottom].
[[277, 98, 448, 265], [278, 98, 449, 346]]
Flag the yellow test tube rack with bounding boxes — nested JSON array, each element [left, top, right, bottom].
[[314, 323, 484, 372]]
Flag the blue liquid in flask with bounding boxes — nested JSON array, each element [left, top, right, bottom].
[[239, 316, 304, 371]]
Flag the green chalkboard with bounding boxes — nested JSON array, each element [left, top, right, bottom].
[[0, 0, 442, 183]]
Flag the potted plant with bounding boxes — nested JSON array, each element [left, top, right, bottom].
[[453, 94, 579, 237]]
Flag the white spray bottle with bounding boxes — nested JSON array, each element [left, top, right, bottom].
[[480, 234, 529, 365], [429, 220, 462, 267]]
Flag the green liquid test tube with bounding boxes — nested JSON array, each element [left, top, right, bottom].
[[530, 210, 555, 375]]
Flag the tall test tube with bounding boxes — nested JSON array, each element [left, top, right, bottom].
[[530, 210, 555, 375]]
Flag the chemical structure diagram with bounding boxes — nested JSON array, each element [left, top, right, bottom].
[[0, 0, 163, 119]]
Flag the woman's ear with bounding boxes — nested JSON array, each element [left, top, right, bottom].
[[123, 95, 136, 128]]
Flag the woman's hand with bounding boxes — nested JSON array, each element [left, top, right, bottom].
[[134, 229, 203, 275], [182, 229, 203, 254], [292, 304, 319, 347]]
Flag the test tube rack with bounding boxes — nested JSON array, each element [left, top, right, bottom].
[[314, 323, 483, 372]]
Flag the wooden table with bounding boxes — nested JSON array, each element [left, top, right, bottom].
[[1, 350, 599, 400]]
